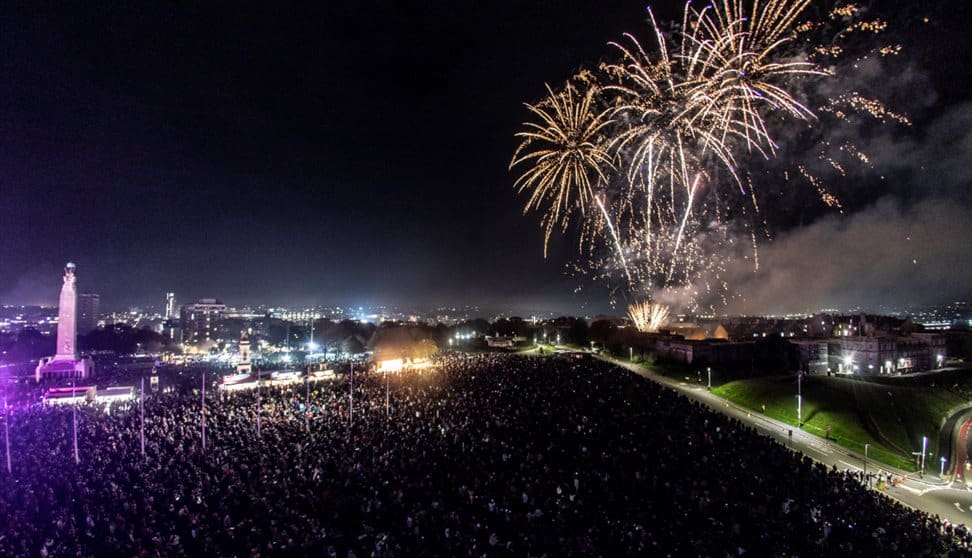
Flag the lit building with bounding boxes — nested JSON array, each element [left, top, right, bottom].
[[165, 292, 176, 319], [77, 293, 100, 335], [180, 298, 226, 344], [830, 333, 946, 374]]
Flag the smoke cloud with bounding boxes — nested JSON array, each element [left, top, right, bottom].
[[723, 197, 972, 314], [718, 94, 972, 315]]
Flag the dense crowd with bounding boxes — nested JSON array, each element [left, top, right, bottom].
[[0, 354, 969, 556]]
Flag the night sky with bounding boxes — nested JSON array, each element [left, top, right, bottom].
[[2, 1, 971, 314]]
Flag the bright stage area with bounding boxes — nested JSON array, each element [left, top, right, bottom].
[[218, 370, 336, 392], [376, 358, 434, 373]]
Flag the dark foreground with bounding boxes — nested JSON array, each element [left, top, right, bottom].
[[0, 354, 969, 557]]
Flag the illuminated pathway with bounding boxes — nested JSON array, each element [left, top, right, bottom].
[[598, 354, 972, 527]]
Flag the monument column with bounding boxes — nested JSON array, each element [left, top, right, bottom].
[[55, 263, 78, 360]]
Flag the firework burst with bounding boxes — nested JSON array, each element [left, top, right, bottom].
[[510, 83, 614, 257], [628, 300, 671, 333], [512, 0, 906, 313]]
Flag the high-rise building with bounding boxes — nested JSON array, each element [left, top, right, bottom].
[[77, 293, 100, 335], [165, 292, 176, 319], [180, 298, 226, 344]]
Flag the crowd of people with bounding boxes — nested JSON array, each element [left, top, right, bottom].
[[0, 353, 969, 556]]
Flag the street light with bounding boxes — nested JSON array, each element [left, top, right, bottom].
[[863, 443, 869, 485], [940, 456, 947, 477], [796, 372, 802, 427], [707, 367, 711, 389], [921, 436, 928, 476], [629, 347, 633, 361]]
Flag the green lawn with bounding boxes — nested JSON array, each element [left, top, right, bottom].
[[712, 375, 966, 471]]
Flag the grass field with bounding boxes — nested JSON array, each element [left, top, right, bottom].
[[712, 375, 966, 471]]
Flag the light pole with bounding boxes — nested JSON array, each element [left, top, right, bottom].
[[707, 367, 712, 389], [256, 368, 261, 438], [140, 377, 145, 458], [796, 372, 802, 427], [629, 347, 633, 361], [201, 372, 206, 452], [921, 436, 928, 476], [4, 390, 10, 474], [863, 443, 869, 484], [72, 377, 79, 465], [940, 456, 947, 477]]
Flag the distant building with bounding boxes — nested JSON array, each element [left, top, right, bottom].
[[790, 340, 829, 374], [486, 335, 516, 348], [180, 298, 226, 344], [77, 293, 100, 335], [162, 318, 183, 343], [667, 322, 729, 341], [164, 292, 176, 319], [830, 333, 946, 374], [653, 335, 754, 365]]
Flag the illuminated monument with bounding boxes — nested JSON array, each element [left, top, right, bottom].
[[35, 263, 94, 381], [236, 332, 252, 375]]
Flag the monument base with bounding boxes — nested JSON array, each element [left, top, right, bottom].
[[35, 356, 94, 382]]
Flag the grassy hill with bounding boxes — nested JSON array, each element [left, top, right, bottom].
[[712, 375, 966, 471]]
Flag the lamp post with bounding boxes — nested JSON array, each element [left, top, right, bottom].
[[921, 436, 928, 476], [940, 456, 947, 477], [707, 367, 712, 389], [629, 347, 633, 361], [863, 443, 869, 485], [201, 372, 206, 452], [140, 377, 145, 458], [256, 368, 261, 438], [3, 391, 9, 474], [72, 377, 79, 465], [796, 372, 802, 427]]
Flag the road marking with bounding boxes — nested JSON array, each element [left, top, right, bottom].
[[896, 484, 949, 496], [839, 460, 862, 471], [955, 502, 966, 513]]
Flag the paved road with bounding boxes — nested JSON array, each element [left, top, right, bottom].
[[599, 355, 972, 527]]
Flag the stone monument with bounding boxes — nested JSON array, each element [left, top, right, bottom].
[[236, 332, 252, 376], [35, 263, 94, 381]]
